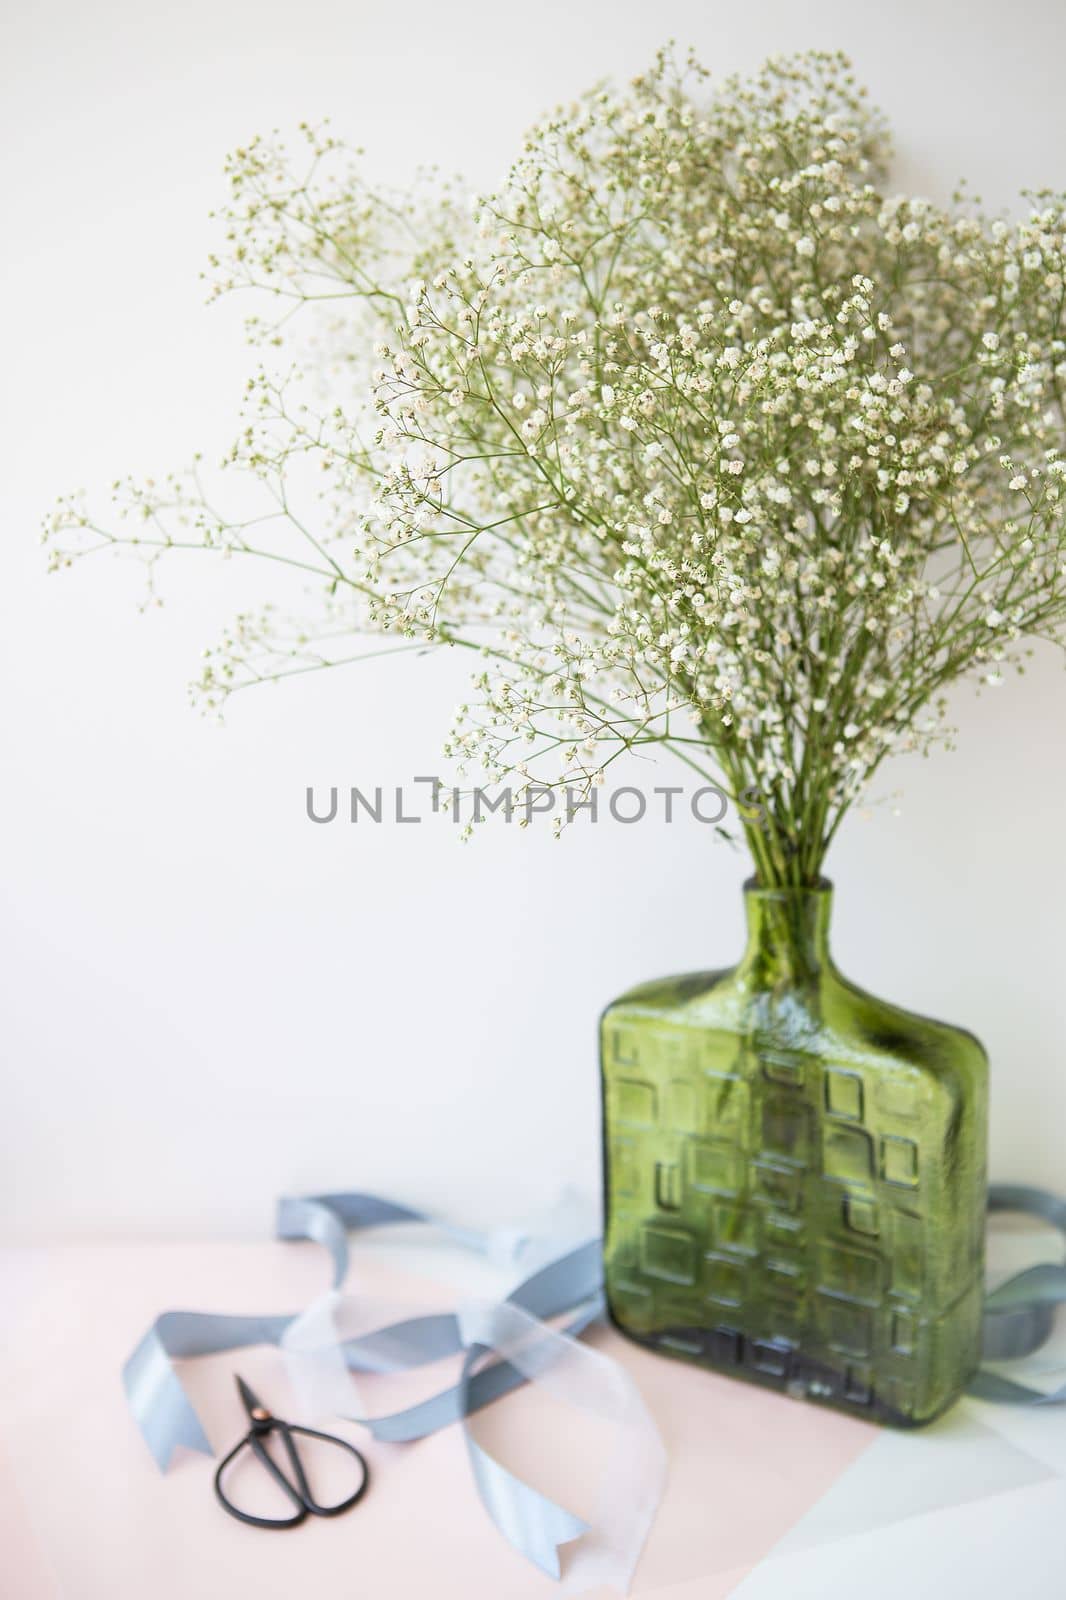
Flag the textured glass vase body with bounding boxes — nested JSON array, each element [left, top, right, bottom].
[[601, 882, 988, 1426]]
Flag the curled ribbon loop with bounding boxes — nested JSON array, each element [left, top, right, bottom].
[[122, 1192, 657, 1587], [972, 1183, 1066, 1405]]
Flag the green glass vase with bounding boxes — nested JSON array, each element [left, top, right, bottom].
[[600, 879, 988, 1426]]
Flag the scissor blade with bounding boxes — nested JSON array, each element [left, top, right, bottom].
[[235, 1375, 270, 1420]]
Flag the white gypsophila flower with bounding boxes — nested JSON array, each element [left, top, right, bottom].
[[45, 49, 1066, 884]]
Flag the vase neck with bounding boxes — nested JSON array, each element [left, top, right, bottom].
[[735, 879, 834, 985]]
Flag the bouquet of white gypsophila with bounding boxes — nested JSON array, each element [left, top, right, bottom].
[[47, 48, 1066, 885]]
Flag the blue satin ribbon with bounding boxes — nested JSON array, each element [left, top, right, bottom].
[[123, 1183, 1066, 1582], [124, 1193, 605, 1579], [969, 1184, 1066, 1405]]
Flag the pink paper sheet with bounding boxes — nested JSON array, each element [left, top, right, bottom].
[[0, 1241, 876, 1599]]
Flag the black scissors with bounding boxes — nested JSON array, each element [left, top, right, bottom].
[[214, 1376, 370, 1529]]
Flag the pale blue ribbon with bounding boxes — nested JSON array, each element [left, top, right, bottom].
[[123, 1192, 605, 1579], [123, 1184, 1066, 1582], [969, 1184, 1066, 1405]]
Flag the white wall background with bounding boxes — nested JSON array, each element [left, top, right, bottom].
[[3, 0, 1065, 1240]]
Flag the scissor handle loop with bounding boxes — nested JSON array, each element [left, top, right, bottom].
[[282, 1425, 370, 1516], [214, 1422, 369, 1529]]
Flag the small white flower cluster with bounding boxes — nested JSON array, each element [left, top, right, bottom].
[[46, 51, 1066, 883]]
